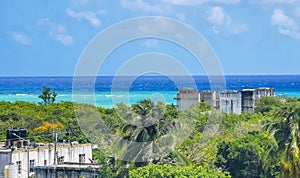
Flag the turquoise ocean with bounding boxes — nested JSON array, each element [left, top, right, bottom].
[[0, 76, 300, 108]]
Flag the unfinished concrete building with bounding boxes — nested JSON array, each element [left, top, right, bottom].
[[241, 89, 256, 114], [199, 91, 220, 110], [220, 91, 242, 114], [175, 88, 200, 110], [176, 87, 275, 114]]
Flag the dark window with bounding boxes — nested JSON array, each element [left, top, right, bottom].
[[44, 160, 47, 166], [16, 161, 21, 174], [29, 159, 35, 172], [57, 156, 64, 164], [79, 154, 86, 163]]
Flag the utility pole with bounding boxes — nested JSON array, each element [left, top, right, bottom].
[[11, 133, 29, 178], [53, 129, 58, 165], [27, 146, 29, 178]]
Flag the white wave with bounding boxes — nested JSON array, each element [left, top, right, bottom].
[[105, 94, 113, 97], [15, 94, 28, 96]]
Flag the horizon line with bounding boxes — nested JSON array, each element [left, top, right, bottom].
[[1, 74, 300, 77]]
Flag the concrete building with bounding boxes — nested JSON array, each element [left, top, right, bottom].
[[175, 88, 200, 110], [220, 91, 242, 114], [176, 87, 275, 114], [255, 88, 275, 99], [200, 91, 220, 110], [34, 163, 100, 178], [241, 89, 256, 114], [0, 129, 93, 178]]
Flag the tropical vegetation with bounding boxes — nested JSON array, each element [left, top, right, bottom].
[[1, 89, 300, 177]]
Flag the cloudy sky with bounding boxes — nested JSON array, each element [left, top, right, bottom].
[[1, 0, 300, 76]]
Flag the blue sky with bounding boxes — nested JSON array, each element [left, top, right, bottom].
[[1, 0, 300, 76]]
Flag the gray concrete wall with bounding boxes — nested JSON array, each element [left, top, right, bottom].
[[255, 88, 275, 99], [241, 90, 255, 114], [176, 88, 200, 110], [220, 91, 242, 114], [34, 165, 99, 178], [199, 91, 220, 110]]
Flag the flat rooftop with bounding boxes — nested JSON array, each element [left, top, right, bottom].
[[0, 142, 91, 153]]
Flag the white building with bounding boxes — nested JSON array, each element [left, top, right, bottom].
[[0, 129, 93, 178]]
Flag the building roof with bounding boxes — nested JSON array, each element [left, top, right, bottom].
[[0, 142, 92, 154], [242, 89, 255, 92], [178, 88, 198, 93], [256, 87, 274, 90]]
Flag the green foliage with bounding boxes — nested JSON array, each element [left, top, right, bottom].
[[38, 86, 57, 105], [215, 133, 279, 178], [265, 101, 300, 177], [0, 101, 90, 143], [130, 164, 231, 178], [92, 148, 116, 178], [3, 97, 300, 178], [120, 99, 170, 167], [255, 97, 282, 114]]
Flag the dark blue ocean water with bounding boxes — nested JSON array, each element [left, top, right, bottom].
[[0, 75, 299, 107]]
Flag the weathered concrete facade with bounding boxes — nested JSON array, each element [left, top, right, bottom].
[[176, 87, 275, 114], [220, 91, 242, 114], [34, 163, 100, 178], [176, 88, 200, 110], [255, 88, 274, 98], [241, 89, 256, 114], [200, 91, 220, 110]]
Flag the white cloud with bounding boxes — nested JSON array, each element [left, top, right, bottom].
[[161, 0, 239, 6], [9, 32, 31, 45], [205, 6, 247, 34], [37, 18, 74, 45], [271, 9, 297, 28], [37, 18, 67, 33], [65, 8, 101, 28], [205, 6, 226, 26], [120, 0, 165, 13], [50, 33, 74, 46], [271, 9, 300, 39]]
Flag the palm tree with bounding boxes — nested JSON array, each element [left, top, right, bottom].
[[119, 99, 183, 167], [265, 102, 300, 177]]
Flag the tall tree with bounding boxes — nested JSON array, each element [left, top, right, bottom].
[[38, 86, 57, 105], [120, 99, 181, 168], [265, 102, 300, 177], [215, 133, 278, 178]]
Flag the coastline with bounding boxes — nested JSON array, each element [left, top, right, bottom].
[[0, 75, 300, 108]]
